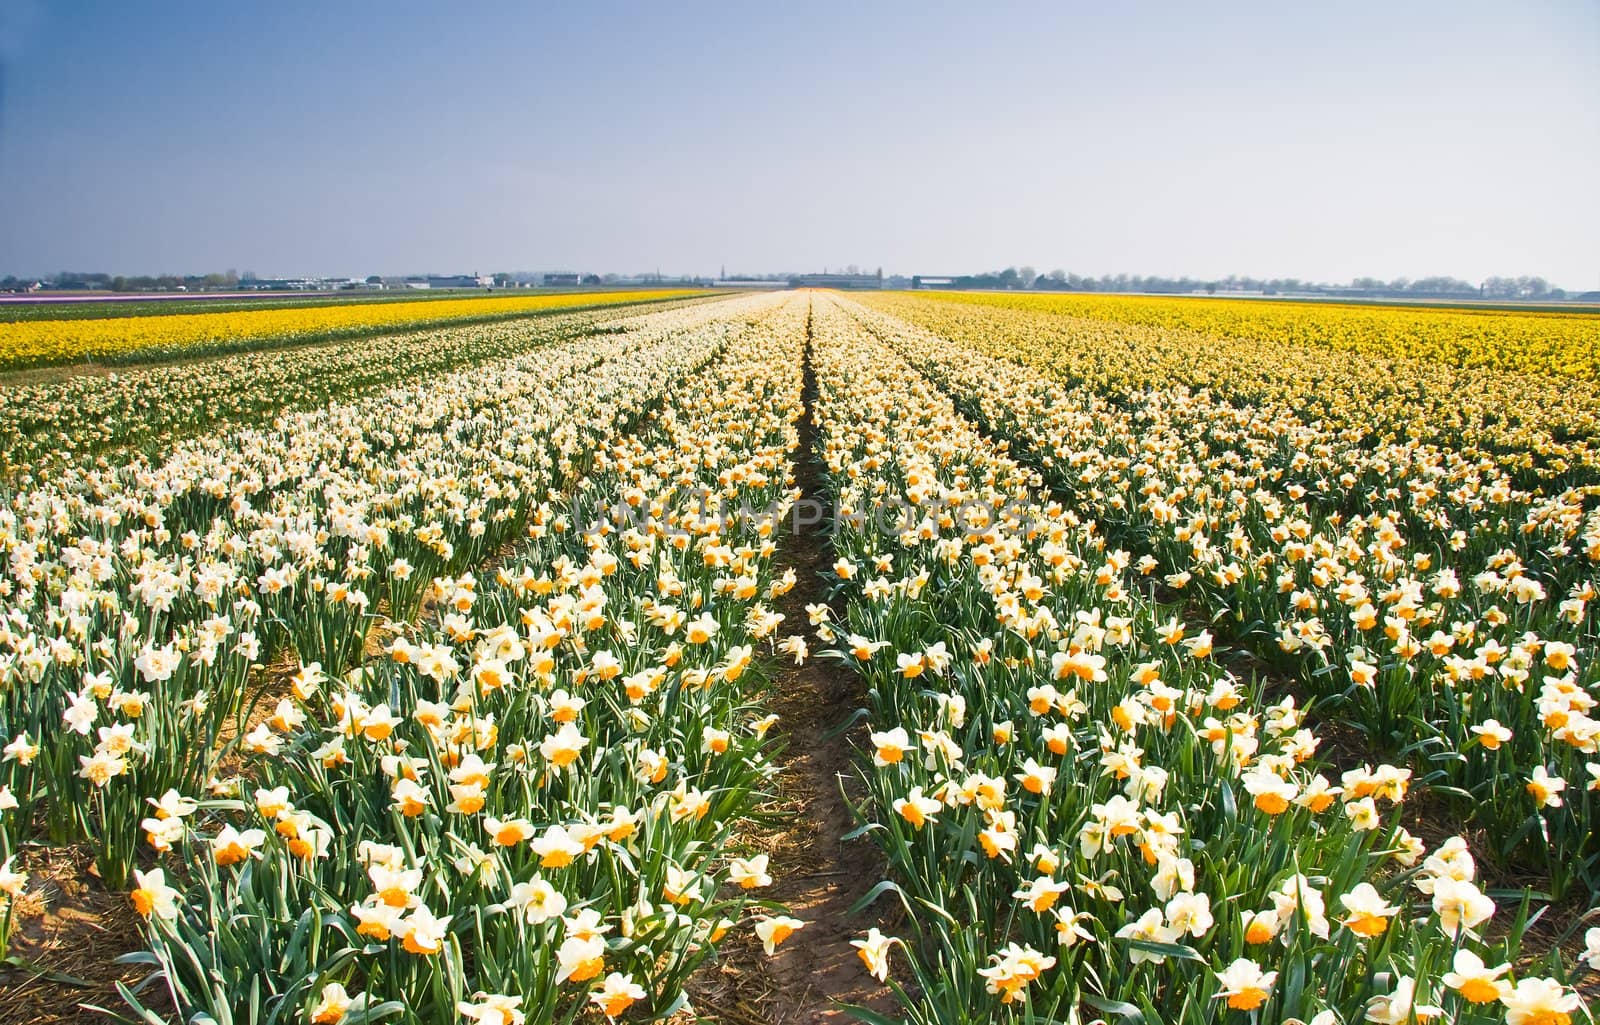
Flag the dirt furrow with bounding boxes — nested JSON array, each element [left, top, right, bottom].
[[691, 298, 899, 1025]]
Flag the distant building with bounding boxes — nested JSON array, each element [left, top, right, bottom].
[[240, 278, 319, 291], [789, 270, 884, 290], [424, 275, 492, 289], [542, 273, 581, 287], [386, 274, 494, 290]]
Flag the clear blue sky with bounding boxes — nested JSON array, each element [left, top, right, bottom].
[[2, 1, 1596, 287]]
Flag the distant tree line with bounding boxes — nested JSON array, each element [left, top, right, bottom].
[[2, 270, 244, 292], [933, 268, 1571, 300], [2, 268, 1579, 301]]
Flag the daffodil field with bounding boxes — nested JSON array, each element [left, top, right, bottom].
[[898, 291, 1600, 381], [0, 294, 717, 476], [814, 292, 1596, 1023], [0, 289, 1596, 1024], [0, 289, 702, 372]]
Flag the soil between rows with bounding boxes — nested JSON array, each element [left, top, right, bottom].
[[690, 303, 900, 1024]]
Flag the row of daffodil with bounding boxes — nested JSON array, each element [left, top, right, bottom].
[[0, 294, 716, 477], [862, 293, 1600, 488], [839, 295, 1600, 896], [0, 288, 705, 372], [801, 294, 1589, 1025], [0, 294, 782, 902], [890, 291, 1600, 383], [110, 293, 811, 1024]]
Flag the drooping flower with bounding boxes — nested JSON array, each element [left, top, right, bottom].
[[754, 915, 805, 955], [852, 928, 894, 981], [977, 942, 1056, 1004], [129, 868, 181, 921]]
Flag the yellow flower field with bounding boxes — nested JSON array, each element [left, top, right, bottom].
[[905, 290, 1600, 380]]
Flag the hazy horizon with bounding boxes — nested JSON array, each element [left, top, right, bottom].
[[2, 1, 1596, 289]]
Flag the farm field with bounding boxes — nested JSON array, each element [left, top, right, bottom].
[[0, 288, 669, 323], [903, 291, 1600, 380], [0, 289, 708, 372], [0, 289, 1596, 1025], [0, 293, 721, 478]]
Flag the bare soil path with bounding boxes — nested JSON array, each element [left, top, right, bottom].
[[692, 302, 901, 1024]]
